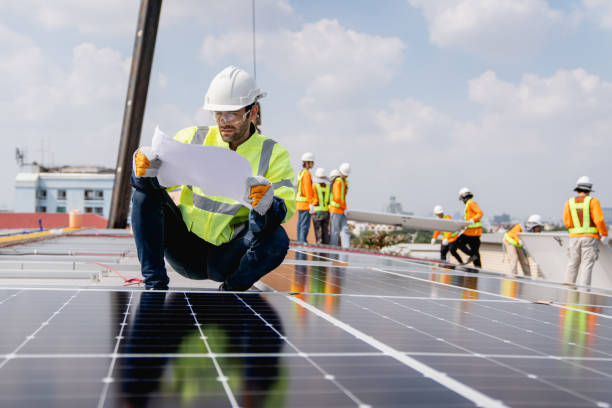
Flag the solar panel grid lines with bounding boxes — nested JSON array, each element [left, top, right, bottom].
[[265, 257, 503, 301], [184, 292, 240, 408], [466, 302, 612, 346], [293, 246, 612, 303], [275, 249, 612, 406], [233, 294, 370, 408], [0, 290, 22, 305], [306, 292, 612, 407], [373, 297, 612, 393], [286, 294, 508, 408], [4, 234, 612, 407], [97, 290, 134, 408], [0, 289, 81, 370], [386, 298, 612, 359]]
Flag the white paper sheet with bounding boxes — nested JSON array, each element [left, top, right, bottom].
[[151, 126, 252, 207]]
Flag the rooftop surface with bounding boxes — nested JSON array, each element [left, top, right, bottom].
[[0, 230, 611, 407]]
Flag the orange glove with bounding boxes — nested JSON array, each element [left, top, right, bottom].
[[244, 176, 274, 215], [135, 151, 150, 177], [249, 184, 271, 207], [133, 146, 160, 178]]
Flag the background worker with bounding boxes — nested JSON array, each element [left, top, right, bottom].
[[330, 163, 351, 247], [311, 167, 330, 244], [131, 66, 296, 291], [563, 176, 609, 286], [503, 214, 543, 277], [455, 187, 484, 268], [431, 205, 463, 264], [296, 152, 315, 243]]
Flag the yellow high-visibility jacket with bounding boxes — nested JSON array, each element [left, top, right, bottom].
[[172, 125, 295, 246]]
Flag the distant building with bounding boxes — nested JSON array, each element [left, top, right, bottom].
[[491, 213, 511, 224], [15, 164, 115, 218], [385, 196, 413, 215]]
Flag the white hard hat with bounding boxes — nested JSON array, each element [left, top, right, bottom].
[[527, 214, 543, 226], [433, 205, 444, 215], [314, 167, 326, 178], [203, 66, 266, 111], [526, 214, 543, 231], [574, 176, 593, 192], [329, 169, 340, 179], [339, 162, 351, 176], [458, 187, 472, 200], [301, 152, 315, 162]]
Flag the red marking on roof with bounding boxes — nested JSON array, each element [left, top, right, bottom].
[[0, 213, 108, 229]]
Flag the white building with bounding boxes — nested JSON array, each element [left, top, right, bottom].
[[15, 164, 115, 218]]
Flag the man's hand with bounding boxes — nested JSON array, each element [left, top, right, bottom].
[[518, 239, 524, 247], [134, 146, 160, 178], [601, 235, 610, 246], [309, 204, 315, 214], [468, 219, 475, 225], [430, 238, 436, 245], [245, 176, 274, 215], [442, 238, 448, 246]]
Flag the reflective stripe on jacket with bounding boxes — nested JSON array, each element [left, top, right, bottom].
[[564, 196, 607, 238], [463, 199, 483, 237], [504, 223, 523, 247], [313, 183, 330, 212], [329, 177, 346, 214], [173, 125, 296, 246], [296, 169, 314, 211]]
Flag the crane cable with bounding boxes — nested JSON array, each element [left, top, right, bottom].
[[252, 0, 257, 80]]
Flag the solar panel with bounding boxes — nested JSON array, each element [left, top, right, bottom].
[[1, 233, 612, 407]]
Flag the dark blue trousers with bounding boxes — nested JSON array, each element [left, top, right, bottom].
[[297, 210, 311, 243], [131, 175, 289, 290]]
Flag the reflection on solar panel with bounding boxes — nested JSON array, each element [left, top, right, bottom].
[[1, 231, 612, 407]]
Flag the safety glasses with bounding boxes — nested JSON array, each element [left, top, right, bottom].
[[212, 108, 251, 124]]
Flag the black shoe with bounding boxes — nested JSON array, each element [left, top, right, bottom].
[[464, 255, 478, 265]]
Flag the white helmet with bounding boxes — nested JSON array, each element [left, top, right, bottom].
[[203, 66, 265, 111], [314, 167, 326, 178], [458, 187, 472, 200], [301, 152, 315, 162], [329, 169, 340, 179], [433, 205, 444, 215], [574, 176, 593, 192], [339, 162, 351, 176], [526, 214, 543, 231]]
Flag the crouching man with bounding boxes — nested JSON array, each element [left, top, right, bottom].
[[131, 66, 295, 290]]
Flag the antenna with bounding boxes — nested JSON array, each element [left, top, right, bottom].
[[15, 148, 25, 166]]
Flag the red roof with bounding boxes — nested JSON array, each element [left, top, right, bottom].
[[0, 213, 108, 229]]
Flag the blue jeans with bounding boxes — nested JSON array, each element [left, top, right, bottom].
[[330, 212, 347, 246], [131, 175, 289, 290], [297, 210, 311, 243]]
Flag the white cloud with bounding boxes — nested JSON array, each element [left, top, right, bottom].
[[158, 73, 168, 89], [370, 67, 612, 217], [0, 24, 52, 90], [408, 0, 564, 57], [0, 0, 138, 34], [373, 98, 454, 143], [581, 0, 612, 29], [1, 40, 130, 122], [201, 19, 405, 119], [164, 0, 295, 30], [0, 27, 132, 208], [0, 0, 294, 34]]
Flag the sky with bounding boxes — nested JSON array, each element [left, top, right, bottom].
[[1, 0, 611, 223]]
